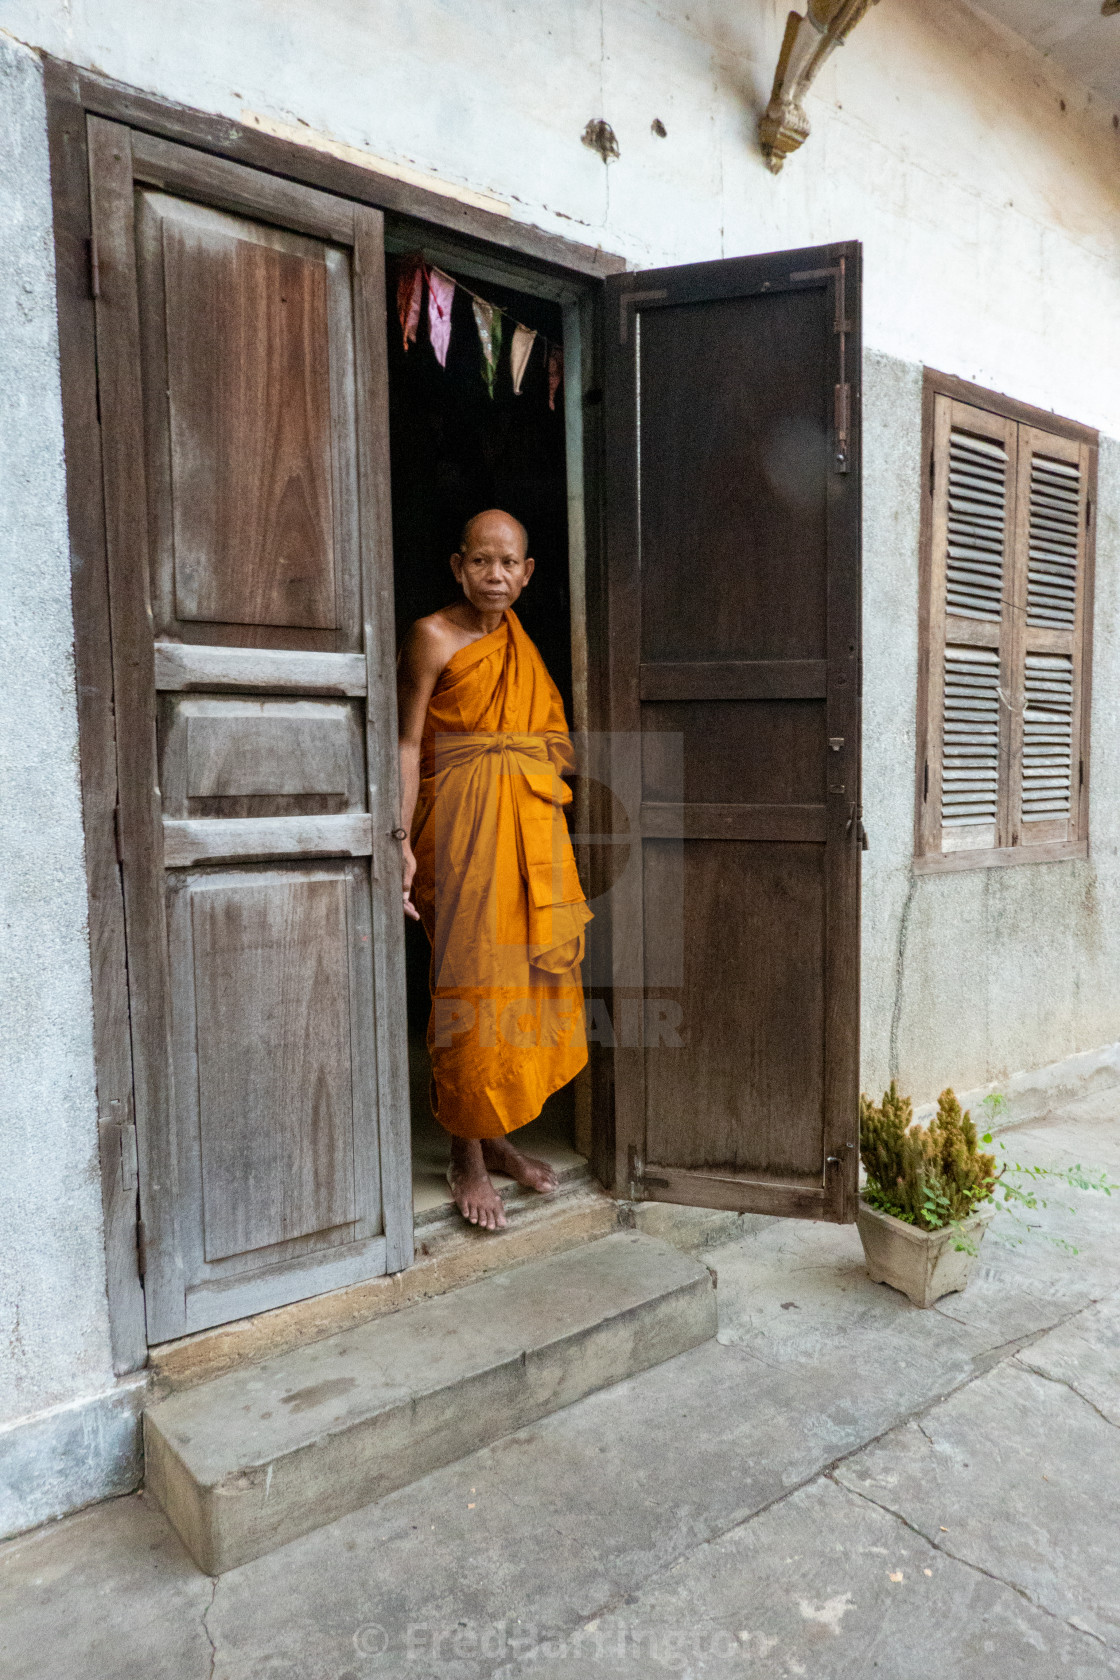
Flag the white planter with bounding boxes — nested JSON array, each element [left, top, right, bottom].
[[856, 1198, 996, 1308]]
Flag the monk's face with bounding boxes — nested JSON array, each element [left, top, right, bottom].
[[451, 512, 535, 614]]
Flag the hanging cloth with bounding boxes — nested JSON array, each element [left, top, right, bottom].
[[509, 324, 538, 396], [397, 254, 424, 353], [427, 270, 456, 368], [472, 298, 503, 399], [547, 343, 564, 412]]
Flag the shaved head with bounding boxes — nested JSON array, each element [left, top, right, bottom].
[[458, 508, 528, 558], [449, 507, 534, 617]]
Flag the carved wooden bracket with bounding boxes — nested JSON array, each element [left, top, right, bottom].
[[759, 0, 881, 174]]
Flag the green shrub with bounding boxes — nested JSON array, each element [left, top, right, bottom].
[[859, 1083, 997, 1231]]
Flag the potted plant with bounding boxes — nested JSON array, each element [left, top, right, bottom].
[[858, 1082, 1117, 1308], [856, 1084, 998, 1307]]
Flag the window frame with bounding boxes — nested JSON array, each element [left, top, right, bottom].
[[914, 369, 1098, 874]]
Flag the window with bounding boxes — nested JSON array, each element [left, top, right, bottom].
[[915, 371, 1097, 870]]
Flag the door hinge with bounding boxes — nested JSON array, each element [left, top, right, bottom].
[[119, 1119, 139, 1193], [845, 803, 868, 848], [136, 1218, 148, 1279], [88, 236, 101, 300]]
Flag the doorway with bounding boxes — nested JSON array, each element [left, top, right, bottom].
[[383, 249, 588, 1222]]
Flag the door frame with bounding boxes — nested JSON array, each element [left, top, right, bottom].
[[44, 59, 623, 1373]]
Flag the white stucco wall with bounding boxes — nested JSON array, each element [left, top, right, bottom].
[[2, 0, 1119, 432], [860, 354, 1120, 1104], [1, 0, 1119, 1532], [0, 32, 133, 1532]]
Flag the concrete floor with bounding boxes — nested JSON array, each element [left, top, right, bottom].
[[3, 1090, 1118, 1679]]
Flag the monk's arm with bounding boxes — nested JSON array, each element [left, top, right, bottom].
[[395, 620, 448, 919]]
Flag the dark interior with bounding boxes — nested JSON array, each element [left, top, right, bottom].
[[384, 253, 576, 1191]]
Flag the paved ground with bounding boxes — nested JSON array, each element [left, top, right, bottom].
[[3, 1091, 1118, 1680]]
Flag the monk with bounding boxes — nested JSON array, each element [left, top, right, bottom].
[[397, 510, 591, 1230]]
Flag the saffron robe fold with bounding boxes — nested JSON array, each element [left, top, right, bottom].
[[410, 610, 591, 1139]]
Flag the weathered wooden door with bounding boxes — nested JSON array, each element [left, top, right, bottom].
[[603, 243, 862, 1223], [88, 120, 411, 1341]]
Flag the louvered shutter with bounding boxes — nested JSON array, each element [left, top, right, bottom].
[[920, 397, 1017, 857], [919, 385, 1095, 866], [1008, 427, 1093, 847]]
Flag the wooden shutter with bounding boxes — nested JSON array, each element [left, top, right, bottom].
[[917, 376, 1096, 868], [1009, 429, 1092, 847], [602, 243, 862, 1224], [920, 398, 1017, 856], [88, 121, 411, 1342]]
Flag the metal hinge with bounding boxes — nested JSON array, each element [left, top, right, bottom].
[[846, 803, 869, 849], [119, 1120, 138, 1193]]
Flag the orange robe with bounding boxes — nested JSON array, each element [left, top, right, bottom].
[[410, 610, 592, 1139]]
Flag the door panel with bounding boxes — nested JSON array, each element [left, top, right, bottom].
[[159, 697, 366, 817], [605, 243, 861, 1223], [643, 843, 826, 1175], [641, 701, 826, 804], [637, 289, 830, 665], [135, 190, 360, 650], [89, 118, 411, 1341], [173, 868, 369, 1264]]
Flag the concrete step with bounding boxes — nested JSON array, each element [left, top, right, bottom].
[[149, 1179, 619, 1397], [144, 1231, 717, 1573]]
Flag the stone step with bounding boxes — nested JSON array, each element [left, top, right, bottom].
[[144, 1231, 717, 1574]]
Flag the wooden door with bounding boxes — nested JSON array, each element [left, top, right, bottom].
[[603, 243, 862, 1223], [88, 119, 411, 1341]]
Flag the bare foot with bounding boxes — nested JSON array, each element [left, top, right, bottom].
[[481, 1135, 560, 1195], [447, 1137, 507, 1231]]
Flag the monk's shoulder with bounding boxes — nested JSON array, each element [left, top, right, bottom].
[[401, 611, 460, 676]]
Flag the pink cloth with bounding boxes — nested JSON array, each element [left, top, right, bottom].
[[397, 256, 424, 352], [428, 271, 455, 367], [547, 343, 563, 412]]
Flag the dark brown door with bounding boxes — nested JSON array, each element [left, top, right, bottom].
[[603, 243, 862, 1223], [88, 119, 411, 1341]]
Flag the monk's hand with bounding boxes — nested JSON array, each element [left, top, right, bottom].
[[401, 838, 421, 922]]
